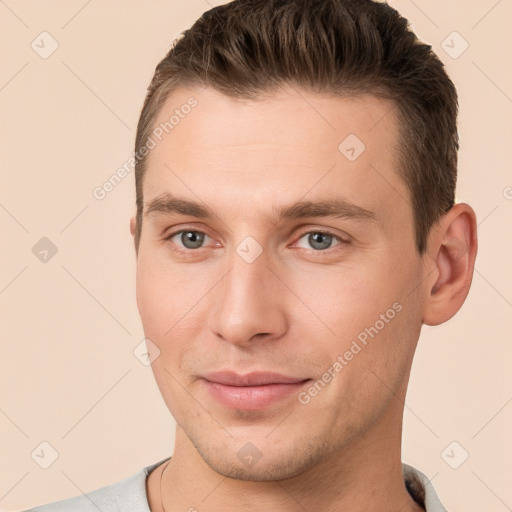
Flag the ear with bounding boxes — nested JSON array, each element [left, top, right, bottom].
[[130, 216, 139, 257], [130, 216, 136, 237], [422, 203, 478, 326]]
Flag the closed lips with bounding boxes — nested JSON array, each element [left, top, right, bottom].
[[202, 371, 311, 386]]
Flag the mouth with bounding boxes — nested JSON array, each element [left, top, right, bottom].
[[201, 371, 312, 411]]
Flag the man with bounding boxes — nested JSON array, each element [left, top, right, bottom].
[[26, 0, 477, 510]]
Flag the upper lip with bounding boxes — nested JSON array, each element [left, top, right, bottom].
[[202, 371, 310, 386]]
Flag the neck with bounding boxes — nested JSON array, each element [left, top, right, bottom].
[[155, 397, 423, 512]]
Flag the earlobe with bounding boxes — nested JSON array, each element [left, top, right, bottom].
[[130, 216, 136, 237], [422, 203, 478, 326]]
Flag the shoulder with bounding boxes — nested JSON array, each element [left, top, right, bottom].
[[23, 457, 170, 512], [402, 463, 448, 512]]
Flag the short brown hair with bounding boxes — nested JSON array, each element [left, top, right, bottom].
[[133, 0, 458, 254]]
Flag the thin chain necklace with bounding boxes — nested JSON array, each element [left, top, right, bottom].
[[159, 460, 171, 512]]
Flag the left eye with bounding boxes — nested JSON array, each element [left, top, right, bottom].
[[168, 230, 211, 250], [296, 231, 342, 251]]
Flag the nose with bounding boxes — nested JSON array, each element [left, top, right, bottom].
[[207, 248, 289, 347]]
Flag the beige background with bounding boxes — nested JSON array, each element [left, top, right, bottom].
[[1, 1, 511, 510]]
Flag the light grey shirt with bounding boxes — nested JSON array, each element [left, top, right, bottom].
[[23, 458, 447, 511]]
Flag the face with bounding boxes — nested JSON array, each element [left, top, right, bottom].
[[133, 85, 427, 481]]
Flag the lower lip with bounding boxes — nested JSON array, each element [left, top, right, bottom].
[[203, 379, 311, 411]]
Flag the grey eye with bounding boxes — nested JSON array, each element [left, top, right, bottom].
[[178, 231, 206, 249], [308, 232, 334, 250], [295, 231, 341, 251]]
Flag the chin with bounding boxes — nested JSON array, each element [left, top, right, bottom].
[[191, 430, 333, 482]]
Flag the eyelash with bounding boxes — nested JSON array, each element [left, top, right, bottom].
[[164, 227, 349, 256]]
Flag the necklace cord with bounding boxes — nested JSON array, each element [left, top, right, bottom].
[[159, 460, 171, 512]]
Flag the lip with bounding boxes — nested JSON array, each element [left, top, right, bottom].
[[201, 371, 311, 410]]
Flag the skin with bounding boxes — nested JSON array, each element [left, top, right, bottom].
[[130, 85, 477, 511]]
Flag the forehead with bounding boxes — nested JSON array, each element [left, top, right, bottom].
[[149, 85, 400, 156], [142, 85, 410, 227]]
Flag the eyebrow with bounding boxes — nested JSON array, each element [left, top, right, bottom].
[[144, 193, 377, 223]]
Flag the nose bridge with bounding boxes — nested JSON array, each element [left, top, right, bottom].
[[208, 244, 287, 345], [227, 253, 265, 305]]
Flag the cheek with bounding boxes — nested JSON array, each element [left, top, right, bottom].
[[135, 259, 198, 414], [135, 250, 196, 332], [136, 266, 167, 334], [292, 254, 421, 377], [298, 297, 419, 438], [286, 258, 402, 340], [135, 256, 213, 370], [135, 261, 187, 371]]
